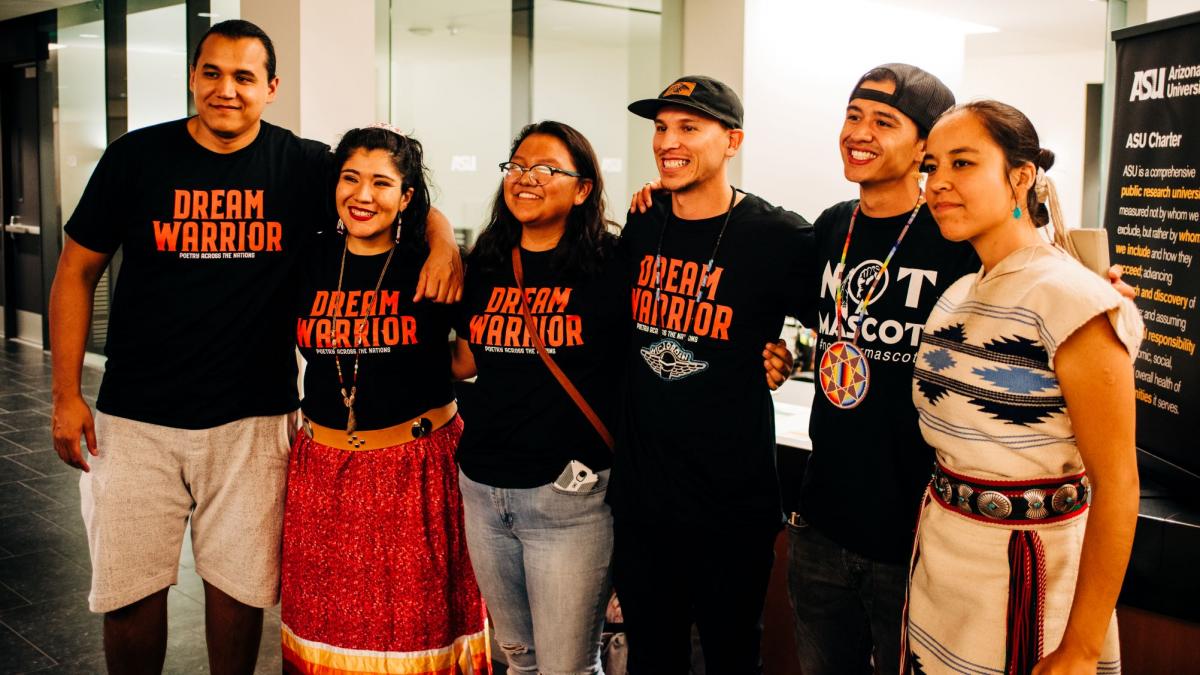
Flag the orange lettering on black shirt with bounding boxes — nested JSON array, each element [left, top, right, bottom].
[[631, 255, 733, 341], [469, 286, 583, 349]]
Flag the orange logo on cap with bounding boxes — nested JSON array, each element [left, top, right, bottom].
[[662, 81, 697, 97]]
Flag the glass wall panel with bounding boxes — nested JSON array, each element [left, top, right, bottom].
[[57, 3, 111, 351], [56, 3, 107, 224], [531, 0, 661, 224], [389, 0, 512, 239], [127, 2, 188, 132], [208, 0, 241, 24], [386, 0, 672, 238]]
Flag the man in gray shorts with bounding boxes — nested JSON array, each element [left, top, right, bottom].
[[49, 20, 460, 674]]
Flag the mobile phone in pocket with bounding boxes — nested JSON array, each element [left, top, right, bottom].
[[554, 460, 599, 492]]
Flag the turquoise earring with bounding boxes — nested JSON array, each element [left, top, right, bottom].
[[1012, 205, 1022, 219]]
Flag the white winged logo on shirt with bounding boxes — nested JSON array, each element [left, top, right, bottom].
[[640, 339, 708, 381]]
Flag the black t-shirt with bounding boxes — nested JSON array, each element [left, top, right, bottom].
[[456, 242, 626, 488], [609, 192, 817, 527], [296, 235, 454, 430], [65, 119, 331, 429], [800, 200, 979, 563]]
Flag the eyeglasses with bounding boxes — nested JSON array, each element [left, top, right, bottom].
[[499, 161, 583, 185]]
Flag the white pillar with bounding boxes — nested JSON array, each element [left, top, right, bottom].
[[241, 0, 301, 133], [240, 0, 377, 146], [682, 0, 745, 185]]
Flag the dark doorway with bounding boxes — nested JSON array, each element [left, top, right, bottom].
[[1, 60, 45, 346]]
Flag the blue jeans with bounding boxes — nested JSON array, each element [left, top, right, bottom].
[[458, 468, 613, 675], [787, 516, 908, 675]]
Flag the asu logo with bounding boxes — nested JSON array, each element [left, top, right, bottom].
[[1130, 68, 1166, 101], [662, 81, 697, 97], [640, 339, 708, 381]]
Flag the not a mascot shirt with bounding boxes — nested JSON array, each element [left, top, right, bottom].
[[295, 234, 453, 430], [800, 200, 978, 563], [455, 242, 626, 488], [64, 119, 331, 429], [609, 191, 817, 527]]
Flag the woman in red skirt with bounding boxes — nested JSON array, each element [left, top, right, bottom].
[[282, 124, 488, 674]]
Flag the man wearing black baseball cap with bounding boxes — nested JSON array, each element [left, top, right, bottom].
[[608, 75, 817, 674], [787, 63, 978, 674], [626, 75, 745, 130]]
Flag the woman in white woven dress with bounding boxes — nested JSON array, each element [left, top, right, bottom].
[[906, 100, 1143, 675]]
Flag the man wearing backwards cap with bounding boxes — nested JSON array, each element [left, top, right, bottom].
[[608, 75, 817, 674], [787, 64, 977, 674]]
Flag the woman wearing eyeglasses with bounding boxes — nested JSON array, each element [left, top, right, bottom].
[[450, 121, 624, 674], [452, 121, 792, 673]]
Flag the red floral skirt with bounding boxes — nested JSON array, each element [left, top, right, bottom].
[[281, 416, 489, 674]]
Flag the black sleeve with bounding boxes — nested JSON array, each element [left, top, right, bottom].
[[794, 205, 842, 328], [616, 192, 665, 274], [602, 244, 634, 342], [293, 235, 324, 321], [433, 294, 457, 345], [778, 210, 819, 325], [454, 267, 479, 339], [615, 219, 634, 261], [299, 142, 335, 233], [63, 138, 129, 254]]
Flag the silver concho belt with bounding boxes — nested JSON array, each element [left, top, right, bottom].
[[931, 463, 1089, 522]]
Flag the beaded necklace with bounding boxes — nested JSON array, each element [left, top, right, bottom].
[[333, 239, 396, 437], [818, 197, 922, 409], [651, 187, 738, 304]]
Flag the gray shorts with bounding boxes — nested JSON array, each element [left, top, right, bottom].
[[80, 411, 296, 613]]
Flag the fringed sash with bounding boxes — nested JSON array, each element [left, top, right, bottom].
[[1004, 530, 1047, 675]]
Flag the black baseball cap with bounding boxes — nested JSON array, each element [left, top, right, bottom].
[[849, 63, 955, 135], [628, 75, 743, 129]]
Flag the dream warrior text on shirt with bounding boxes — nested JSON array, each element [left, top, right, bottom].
[[65, 119, 331, 429], [455, 242, 627, 488], [608, 191, 817, 527]]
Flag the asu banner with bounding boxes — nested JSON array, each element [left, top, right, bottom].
[[1106, 12, 1200, 474]]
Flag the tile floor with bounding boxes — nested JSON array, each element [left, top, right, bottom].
[[0, 341, 282, 674]]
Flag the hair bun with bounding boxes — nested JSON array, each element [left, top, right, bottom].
[[1036, 148, 1055, 171]]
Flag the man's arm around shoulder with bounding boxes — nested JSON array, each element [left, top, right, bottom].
[[416, 207, 464, 303], [49, 238, 112, 472]]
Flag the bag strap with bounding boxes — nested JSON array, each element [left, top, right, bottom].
[[511, 246, 614, 451]]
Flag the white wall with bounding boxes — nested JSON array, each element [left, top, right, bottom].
[[298, 0, 376, 147], [959, 35, 1104, 229], [126, 4, 188, 132], [242, 0, 301, 133], [389, 0, 512, 233], [740, 0, 1105, 229], [1147, 0, 1200, 21], [533, 0, 661, 224], [209, 0, 241, 23], [742, 0, 977, 220], [681, 0, 744, 184], [242, 0, 376, 147]]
